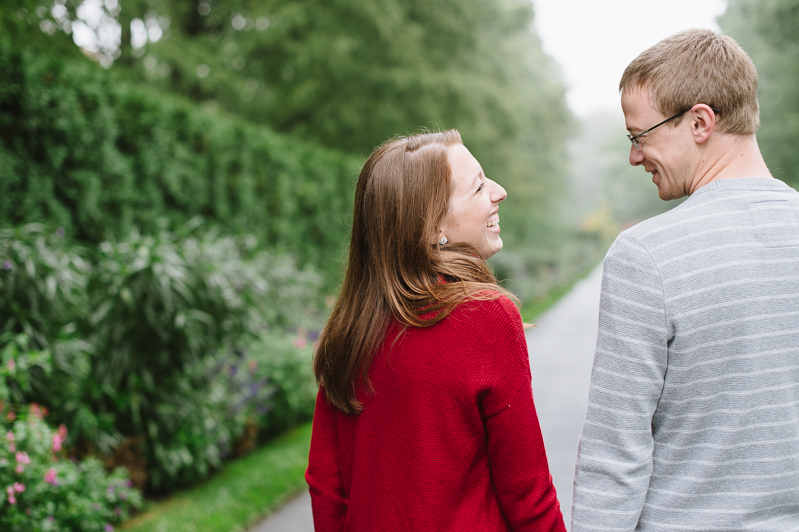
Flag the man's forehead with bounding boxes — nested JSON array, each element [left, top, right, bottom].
[[622, 87, 660, 130]]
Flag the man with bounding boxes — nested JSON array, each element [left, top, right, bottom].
[[571, 29, 799, 531]]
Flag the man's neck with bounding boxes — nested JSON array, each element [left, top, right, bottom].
[[688, 134, 773, 195]]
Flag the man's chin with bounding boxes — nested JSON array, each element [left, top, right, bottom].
[[656, 187, 686, 201]]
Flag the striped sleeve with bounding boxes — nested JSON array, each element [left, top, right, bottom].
[[571, 232, 669, 532]]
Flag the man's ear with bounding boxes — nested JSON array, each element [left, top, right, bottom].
[[690, 104, 716, 144]]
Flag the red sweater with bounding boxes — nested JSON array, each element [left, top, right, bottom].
[[306, 295, 565, 532]]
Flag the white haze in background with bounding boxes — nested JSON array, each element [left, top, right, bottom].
[[71, 0, 121, 67], [531, 0, 727, 117]]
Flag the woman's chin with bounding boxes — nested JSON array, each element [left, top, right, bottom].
[[482, 239, 503, 259]]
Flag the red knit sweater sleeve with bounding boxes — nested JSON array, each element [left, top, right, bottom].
[[482, 298, 566, 532], [306, 387, 347, 532]]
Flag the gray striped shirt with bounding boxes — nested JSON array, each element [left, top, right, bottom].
[[572, 178, 799, 532]]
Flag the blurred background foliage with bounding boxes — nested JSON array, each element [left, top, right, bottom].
[[0, 222, 320, 491], [0, 35, 360, 280], [0, 0, 588, 300], [720, 0, 799, 190]]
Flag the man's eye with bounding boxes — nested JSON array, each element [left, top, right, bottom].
[[477, 182, 485, 192]]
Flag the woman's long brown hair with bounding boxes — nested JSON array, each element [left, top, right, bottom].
[[314, 130, 514, 414]]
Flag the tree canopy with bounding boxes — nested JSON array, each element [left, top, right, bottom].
[[720, 0, 799, 188], [7, 0, 572, 246]]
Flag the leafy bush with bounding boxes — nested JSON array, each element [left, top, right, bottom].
[[0, 225, 98, 450], [0, 38, 359, 281], [244, 331, 317, 439], [0, 404, 142, 532], [1, 223, 323, 491]]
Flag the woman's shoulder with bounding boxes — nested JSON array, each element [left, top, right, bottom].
[[453, 293, 523, 331]]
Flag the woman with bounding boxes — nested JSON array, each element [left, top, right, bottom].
[[306, 130, 565, 531]]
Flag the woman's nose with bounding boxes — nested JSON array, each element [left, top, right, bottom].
[[489, 179, 507, 203]]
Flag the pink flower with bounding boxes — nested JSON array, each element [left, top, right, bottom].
[[5, 431, 14, 442], [52, 433, 62, 452], [15, 465, 24, 474], [29, 404, 43, 419], [16, 452, 30, 465], [293, 336, 308, 348], [7, 359, 15, 372], [58, 425, 67, 441], [13, 482, 24, 493], [9, 444, 15, 453], [6, 411, 15, 422], [44, 468, 57, 485], [6, 486, 16, 505]]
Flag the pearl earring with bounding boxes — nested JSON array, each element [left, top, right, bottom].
[[439, 236, 448, 246]]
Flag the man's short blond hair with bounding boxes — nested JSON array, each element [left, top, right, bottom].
[[620, 29, 760, 135]]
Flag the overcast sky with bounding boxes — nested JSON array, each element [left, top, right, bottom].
[[531, 0, 727, 117]]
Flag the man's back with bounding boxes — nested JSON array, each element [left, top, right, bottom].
[[572, 178, 799, 531]]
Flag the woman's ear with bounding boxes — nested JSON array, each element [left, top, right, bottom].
[[431, 228, 445, 246]]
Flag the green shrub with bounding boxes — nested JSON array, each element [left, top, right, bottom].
[[0, 39, 359, 282], [244, 331, 317, 439], [1, 223, 323, 491], [0, 404, 142, 532], [0, 225, 98, 449]]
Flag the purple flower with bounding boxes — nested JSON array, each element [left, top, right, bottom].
[[47, 516, 55, 523], [104, 525, 114, 532], [2, 261, 11, 270], [115, 506, 122, 516], [125, 479, 133, 488], [107, 485, 115, 494]]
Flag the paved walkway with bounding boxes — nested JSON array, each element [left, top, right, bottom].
[[250, 265, 603, 531]]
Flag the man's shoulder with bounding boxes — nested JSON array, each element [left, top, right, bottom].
[[616, 202, 693, 248], [619, 183, 773, 248]]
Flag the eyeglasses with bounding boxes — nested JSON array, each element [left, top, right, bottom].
[[627, 107, 720, 151]]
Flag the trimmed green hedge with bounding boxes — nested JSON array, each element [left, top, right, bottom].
[[0, 39, 360, 278]]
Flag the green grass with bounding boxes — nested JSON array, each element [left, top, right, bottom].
[[520, 263, 599, 323], [122, 423, 312, 532]]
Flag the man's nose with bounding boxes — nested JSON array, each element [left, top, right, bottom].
[[629, 145, 645, 166]]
